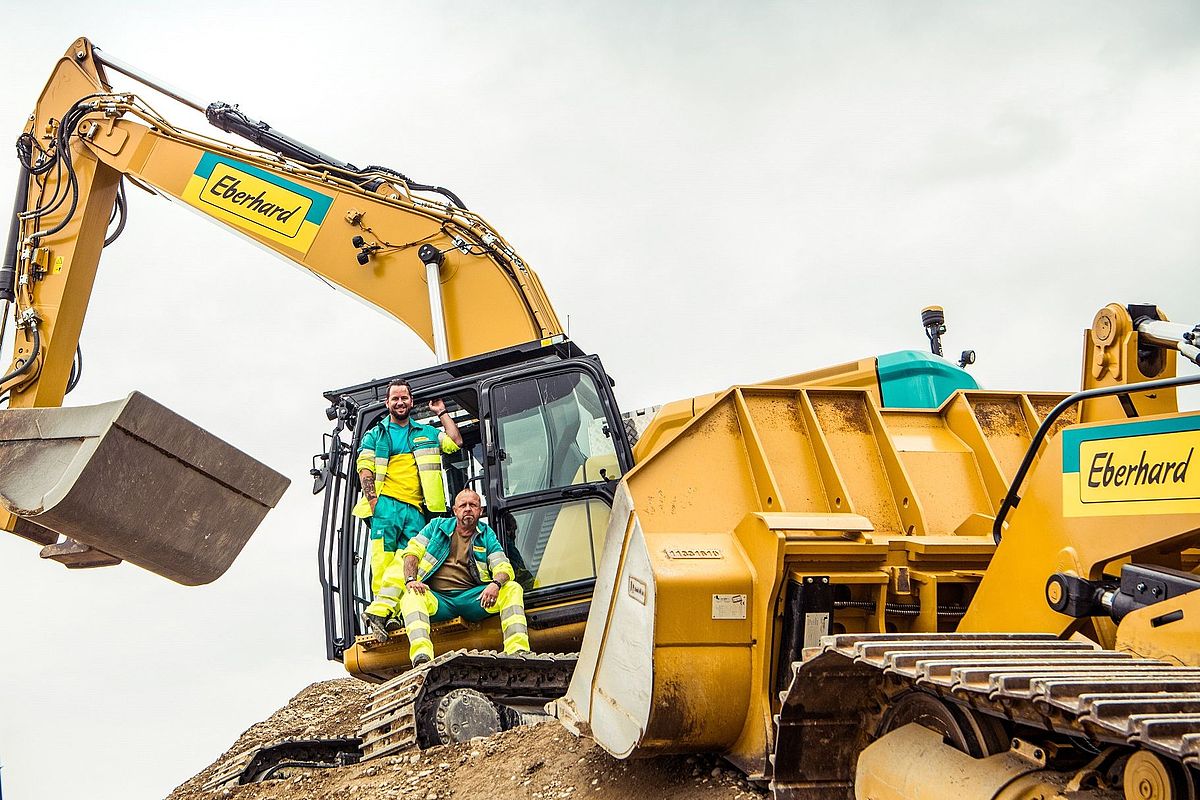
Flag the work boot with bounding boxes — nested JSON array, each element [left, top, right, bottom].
[[362, 612, 391, 644], [412, 653, 432, 668]]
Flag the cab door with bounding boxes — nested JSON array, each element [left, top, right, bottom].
[[481, 360, 633, 604]]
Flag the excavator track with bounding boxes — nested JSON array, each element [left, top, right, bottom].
[[358, 649, 578, 761], [772, 633, 1200, 799]]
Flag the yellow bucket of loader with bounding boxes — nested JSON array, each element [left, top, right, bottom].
[[0, 391, 289, 585]]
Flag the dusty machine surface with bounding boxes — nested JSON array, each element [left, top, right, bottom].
[[555, 303, 1200, 799]]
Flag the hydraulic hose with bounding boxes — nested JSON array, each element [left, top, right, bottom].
[[103, 181, 127, 247], [205, 103, 468, 209], [1, 165, 30, 303], [65, 344, 82, 395], [206, 102, 356, 172], [0, 321, 40, 391]]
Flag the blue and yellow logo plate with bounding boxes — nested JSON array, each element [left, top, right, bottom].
[[1062, 414, 1200, 517], [182, 153, 332, 254]]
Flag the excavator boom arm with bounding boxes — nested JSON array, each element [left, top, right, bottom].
[[2, 37, 562, 409], [0, 36, 561, 584]]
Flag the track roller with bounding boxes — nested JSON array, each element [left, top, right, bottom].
[[1122, 751, 1195, 800]]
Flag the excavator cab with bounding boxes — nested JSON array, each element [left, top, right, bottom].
[[317, 337, 635, 677]]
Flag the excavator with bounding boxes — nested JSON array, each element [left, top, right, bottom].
[[6, 36, 1200, 800]]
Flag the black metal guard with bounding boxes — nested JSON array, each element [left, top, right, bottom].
[[318, 412, 368, 661]]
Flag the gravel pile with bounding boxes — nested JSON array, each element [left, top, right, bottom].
[[166, 679, 766, 800]]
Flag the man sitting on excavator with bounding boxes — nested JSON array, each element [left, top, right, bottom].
[[362, 489, 530, 664], [355, 380, 463, 598]]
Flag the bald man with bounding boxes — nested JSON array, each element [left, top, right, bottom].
[[362, 490, 530, 665]]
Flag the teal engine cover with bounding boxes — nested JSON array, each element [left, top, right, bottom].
[[877, 350, 978, 408]]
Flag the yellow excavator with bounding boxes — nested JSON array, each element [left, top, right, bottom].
[[8, 37, 1200, 799], [1, 35, 560, 583]]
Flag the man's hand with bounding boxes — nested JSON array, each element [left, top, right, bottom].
[[368, 495, 378, 513], [430, 398, 464, 446], [406, 579, 429, 595], [480, 581, 500, 609]]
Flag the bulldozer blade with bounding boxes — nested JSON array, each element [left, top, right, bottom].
[[0, 391, 290, 585]]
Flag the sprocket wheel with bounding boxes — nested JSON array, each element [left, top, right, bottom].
[[423, 688, 502, 746]]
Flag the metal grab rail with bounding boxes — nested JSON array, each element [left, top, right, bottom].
[[992, 370, 1200, 543]]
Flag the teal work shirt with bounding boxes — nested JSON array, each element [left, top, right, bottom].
[[404, 516, 516, 585]]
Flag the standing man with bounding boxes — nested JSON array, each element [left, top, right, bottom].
[[363, 489, 530, 664], [355, 379, 462, 596]]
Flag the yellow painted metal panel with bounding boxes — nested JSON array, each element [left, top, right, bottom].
[[808, 392, 903, 534]]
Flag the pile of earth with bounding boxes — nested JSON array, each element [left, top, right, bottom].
[[167, 679, 767, 800]]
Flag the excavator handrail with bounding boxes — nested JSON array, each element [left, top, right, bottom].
[[992, 369, 1200, 543]]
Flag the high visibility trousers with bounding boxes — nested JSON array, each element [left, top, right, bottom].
[[368, 497, 425, 594], [399, 582, 530, 664]]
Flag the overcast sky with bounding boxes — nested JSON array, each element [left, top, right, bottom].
[[1, 3, 1198, 798]]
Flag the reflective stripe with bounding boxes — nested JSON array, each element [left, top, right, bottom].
[[400, 588, 438, 662], [402, 612, 427, 627], [498, 580, 527, 652], [405, 535, 429, 560], [370, 540, 398, 596], [501, 626, 530, 654], [377, 586, 402, 600], [413, 444, 447, 512], [487, 552, 506, 568], [365, 594, 402, 617]]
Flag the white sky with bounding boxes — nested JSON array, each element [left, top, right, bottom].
[[1, 3, 1199, 798]]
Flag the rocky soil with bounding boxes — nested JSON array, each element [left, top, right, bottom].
[[167, 679, 767, 800]]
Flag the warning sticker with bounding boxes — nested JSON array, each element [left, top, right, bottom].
[[627, 576, 647, 606], [803, 612, 831, 648], [712, 593, 747, 620]]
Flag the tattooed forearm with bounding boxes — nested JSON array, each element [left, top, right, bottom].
[[359, 469, 377, 498]]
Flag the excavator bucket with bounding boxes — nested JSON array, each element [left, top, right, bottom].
[[0, 392, 289, 585]]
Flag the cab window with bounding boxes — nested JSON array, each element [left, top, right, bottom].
[[492, 371, 622, 498]]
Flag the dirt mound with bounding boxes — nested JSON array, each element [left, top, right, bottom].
[[167, 679, 766, 800]]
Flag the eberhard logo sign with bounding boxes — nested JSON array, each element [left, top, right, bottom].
[[1063, 415, 1200, 517], [182, 154, 332, 254]]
